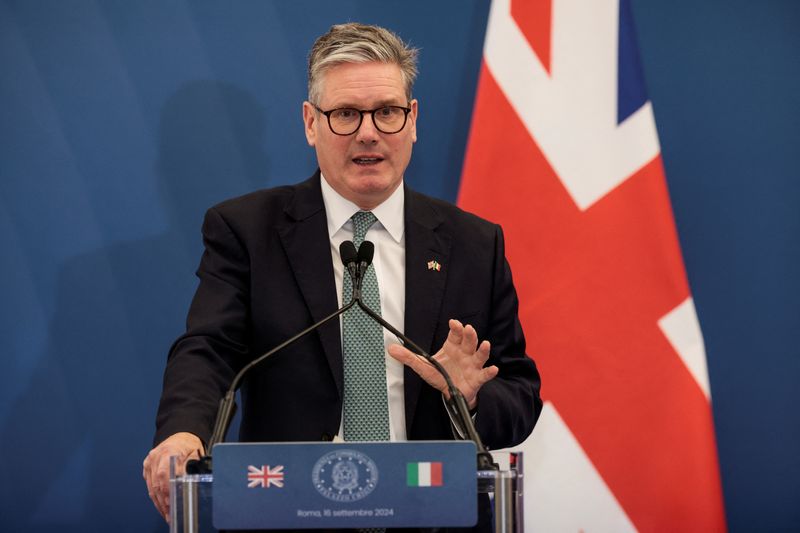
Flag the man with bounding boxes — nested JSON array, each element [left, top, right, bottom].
[[143, 22, 542, 529]]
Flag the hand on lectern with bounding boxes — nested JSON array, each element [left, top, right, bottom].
[[388, 319, 499, 409], [142, 432, 204, 523]]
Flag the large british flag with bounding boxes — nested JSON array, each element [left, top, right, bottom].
[[458, 0, 727, 530]]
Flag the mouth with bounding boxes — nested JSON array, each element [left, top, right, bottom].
[[352, 155, 385, 166]]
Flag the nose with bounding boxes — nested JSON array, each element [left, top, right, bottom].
[[355, 111, 380, 144]]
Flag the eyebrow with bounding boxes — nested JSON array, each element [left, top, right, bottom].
[[329, 99, 406, 109]]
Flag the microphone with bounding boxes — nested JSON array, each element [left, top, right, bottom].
[[353, 240, 374, 300], [340, 240, 359, 301], [353, 240, 496, 470], [356, 240, 374, 271], [340, 240, 358, 288], [187, 241, 361, 473]]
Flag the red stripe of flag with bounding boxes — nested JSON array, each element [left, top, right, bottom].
[[430, 461, 443, 487]]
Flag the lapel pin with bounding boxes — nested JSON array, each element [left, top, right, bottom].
[[427, 260, 441, 272]]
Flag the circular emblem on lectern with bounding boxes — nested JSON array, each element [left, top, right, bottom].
[[311, 449, 379, 502]]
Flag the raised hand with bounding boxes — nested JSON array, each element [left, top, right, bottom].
[[388, 319, 499, 409]]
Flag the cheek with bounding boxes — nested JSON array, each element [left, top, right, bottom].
[[399, 137, 415, 158], [327, 137, 353, 158], [316, 139, 349, 163]]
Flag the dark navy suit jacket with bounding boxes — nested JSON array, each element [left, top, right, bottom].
[[155, 172, 541, 454]]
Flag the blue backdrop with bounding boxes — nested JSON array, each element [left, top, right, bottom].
[[1, 1, 797, 531]]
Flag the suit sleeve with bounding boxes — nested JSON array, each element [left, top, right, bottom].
[[473, 224, 543, 450], [153, 207, 251, 446]]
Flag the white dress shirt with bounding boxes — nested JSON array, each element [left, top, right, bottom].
[[319, 175, 408, 441]]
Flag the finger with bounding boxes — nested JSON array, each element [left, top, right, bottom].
[[446, 319, 465, 345], [388, 344, 446, 391], [448, 318, 464, 330], [156, 447, 199, 523], [479, 365, 500, 385], [475, 339, 491, 366], [144, 447, 164, 488], [387, 344, 436, 375], [387, 341, 411, 358], [155, 452, 172, 520], [460, 324, 479, 354], [146, 466, 163, 519], [143, 452, 159, 507]]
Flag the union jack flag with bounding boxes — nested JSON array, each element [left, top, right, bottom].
[[459, 0, 726, 530], [247, 465, 284, 488]]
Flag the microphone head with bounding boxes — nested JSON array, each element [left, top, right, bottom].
[[357, 241, 375, 266], [339, 240, 357, 267]]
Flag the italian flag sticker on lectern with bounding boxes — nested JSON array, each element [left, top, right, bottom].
[[407, 461, 443, 487], [458, 0, 727, 531]]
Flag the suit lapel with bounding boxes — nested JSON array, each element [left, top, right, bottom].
[[402, 188, 451, 430], [278, 173, 344, 397]]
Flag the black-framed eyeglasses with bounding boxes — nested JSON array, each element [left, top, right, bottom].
[[313, 104, 412, 135]]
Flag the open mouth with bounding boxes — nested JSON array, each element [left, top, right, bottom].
[[352, 156, 384, 166]]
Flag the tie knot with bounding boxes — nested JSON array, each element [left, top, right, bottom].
[[351, 211, 378, 245]]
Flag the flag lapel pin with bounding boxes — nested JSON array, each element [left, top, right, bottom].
[[427, 260, 441, 272]]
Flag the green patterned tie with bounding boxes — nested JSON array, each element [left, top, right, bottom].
[[342, 211, 391, 441]]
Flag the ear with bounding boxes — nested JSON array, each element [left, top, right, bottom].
[[408, 99, 419, 143], [302, 101, 317, 147]]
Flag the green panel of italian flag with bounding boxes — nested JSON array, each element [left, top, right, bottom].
[[407, 461, 443, 487]]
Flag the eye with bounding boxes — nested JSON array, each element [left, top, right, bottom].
[[332, 108, 358, 120], [377, 106, 396, 118]]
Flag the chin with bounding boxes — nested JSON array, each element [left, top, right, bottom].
[[346, 179, 399, 207], [348, 174, 395, 192]]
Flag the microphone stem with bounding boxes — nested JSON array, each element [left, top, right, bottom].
[[354, 298, 496, 470], [205, 298, 358, 453]]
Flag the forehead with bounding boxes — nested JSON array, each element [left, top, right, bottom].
[[318, 62, 406, 107]]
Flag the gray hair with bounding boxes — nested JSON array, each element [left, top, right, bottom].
[[307, 22, 419, 105]]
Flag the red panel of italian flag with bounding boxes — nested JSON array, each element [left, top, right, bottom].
[[457, 0, 727, 530]]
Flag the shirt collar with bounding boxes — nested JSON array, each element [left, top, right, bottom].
[[319, 173, 405, 243]]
